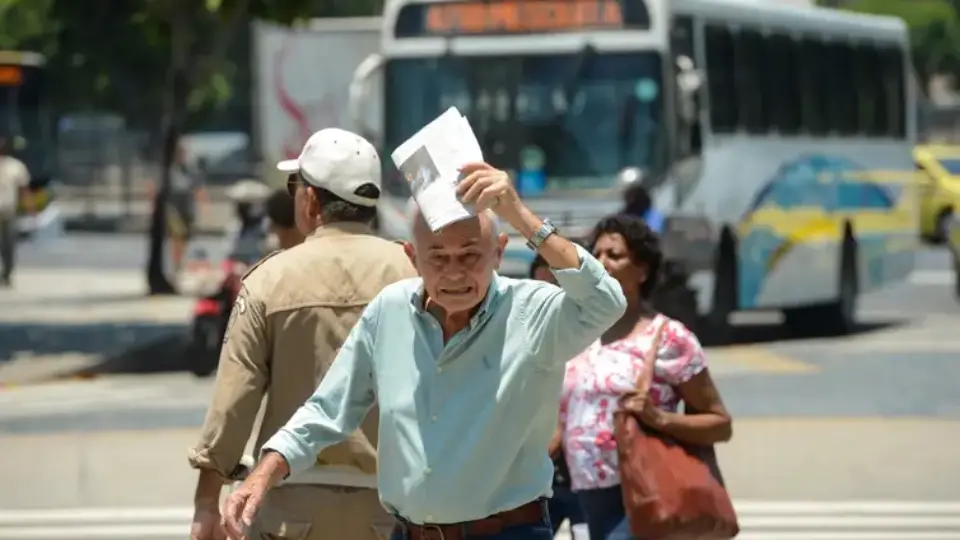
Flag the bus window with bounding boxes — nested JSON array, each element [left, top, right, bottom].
[[735, 29, 767, 134], [797, 37, 828, 136], [704, 24, 737, 134], [855, 45, 884, 137], [765, 32, 800, 135], [880, 47, 906, 139], [827, 40, 857, 136]]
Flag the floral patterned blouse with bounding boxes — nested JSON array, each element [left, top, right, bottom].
[[559, 314, 707, 491]]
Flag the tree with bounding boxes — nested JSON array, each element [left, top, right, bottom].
[[841, 0, 960, 89], [143, 0, 323, 295]]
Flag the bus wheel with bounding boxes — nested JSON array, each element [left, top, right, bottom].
[[933, 209, 953, 245], [702, 236, 737, 343], [953, 252, 960, 302], [784, 235, 858, 337]]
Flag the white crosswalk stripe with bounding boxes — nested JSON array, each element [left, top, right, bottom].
[[0, 377, 209, 421], [553, 501, 960, 540], [0, 502, 958, 539]]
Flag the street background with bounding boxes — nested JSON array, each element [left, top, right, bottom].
[[1, 232, 959, 539]]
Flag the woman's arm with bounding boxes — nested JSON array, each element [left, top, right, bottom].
[[654, 369, 732, 445]]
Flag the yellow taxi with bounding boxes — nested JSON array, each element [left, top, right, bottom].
[[949, 216, 960, 301], [914, 144, 960, 243]]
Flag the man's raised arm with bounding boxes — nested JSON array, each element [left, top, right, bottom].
[[457, 162, 627, 365]]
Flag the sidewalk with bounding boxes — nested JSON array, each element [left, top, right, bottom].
[[0, 268, 194, 385]]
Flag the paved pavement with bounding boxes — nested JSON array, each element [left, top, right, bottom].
[[1, 235, 959, 538]]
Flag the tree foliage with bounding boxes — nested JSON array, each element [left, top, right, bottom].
[[842, 0, 960, 86]]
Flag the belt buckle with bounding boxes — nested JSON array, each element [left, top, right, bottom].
[[421, 524, 446, 540]]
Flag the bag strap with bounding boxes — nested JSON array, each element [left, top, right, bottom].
[[633, 318, 667, 399]]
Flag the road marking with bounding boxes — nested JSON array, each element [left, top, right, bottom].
[[710, 345, 820, 374], [909, 270, 954, 286], [5, 501, 960, 539]]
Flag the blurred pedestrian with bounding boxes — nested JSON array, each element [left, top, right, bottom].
[[622, 182, 664, 234], [188, 129, 416, 540], [265, 184, 303, 250], [561, 214, 732, 540], [0, 136, 32, 287], [222, 161, 627, 540], [529, 255, 588, 539], [167, 139, 208, 275]]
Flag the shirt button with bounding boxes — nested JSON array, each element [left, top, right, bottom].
[[436, 366, 443, 374], [424, 467, 432, 475], [431, 415, 438, 423]]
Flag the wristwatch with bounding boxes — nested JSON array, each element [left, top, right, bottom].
[[526, 219, 558, 251]]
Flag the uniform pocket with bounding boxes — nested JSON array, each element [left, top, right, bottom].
[[254, 514, 313, 540]]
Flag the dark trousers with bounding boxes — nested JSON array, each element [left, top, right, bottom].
[[577, 484, 635, 540], [0, 215, 15, 282], [548, 484, 585, 535]]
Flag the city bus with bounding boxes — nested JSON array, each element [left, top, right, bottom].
[[348, 0, 918, 335], [0, 51, 58, 233]]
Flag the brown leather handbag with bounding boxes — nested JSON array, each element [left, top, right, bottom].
[[613, 323, 740, 539]]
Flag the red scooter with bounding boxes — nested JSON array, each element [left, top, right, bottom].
[[187, 227, 266, 377]]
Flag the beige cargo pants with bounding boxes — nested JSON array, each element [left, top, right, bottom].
[[247, 484, 394, 540]]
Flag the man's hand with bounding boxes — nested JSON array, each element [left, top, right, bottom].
[[221, 452, 288, 539], [457, 162, 520, 217], [191, 505, 226, 540]]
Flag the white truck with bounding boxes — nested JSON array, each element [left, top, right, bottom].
[[252, 18, 383, 188]]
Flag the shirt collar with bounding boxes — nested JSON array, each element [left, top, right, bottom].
[[411, 272, 503, 330], [306, 221, 375, 241]]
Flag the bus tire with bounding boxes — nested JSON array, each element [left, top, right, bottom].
[[653, 262, 699, 332], [953, 250, 960, 302], [784, 232, 858, 337], [932, 208, 953, 245], [702, 230, 737, 342]]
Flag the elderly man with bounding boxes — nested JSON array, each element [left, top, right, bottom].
[[188, 128, 415, 540], [223, 162, 627, 540]]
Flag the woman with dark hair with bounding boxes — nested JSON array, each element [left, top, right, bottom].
[[558, 213, 733, 540]]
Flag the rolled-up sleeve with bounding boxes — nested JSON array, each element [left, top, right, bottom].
[[260, 296, 380, 475], [523, 244, 627, 368], [188, 285, 270, 480]]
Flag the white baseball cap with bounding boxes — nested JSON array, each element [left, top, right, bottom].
[[276, 128, 381, 207]]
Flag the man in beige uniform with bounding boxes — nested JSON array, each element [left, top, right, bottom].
[[188, 128, 416, 540]]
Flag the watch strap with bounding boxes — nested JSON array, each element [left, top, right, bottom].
[[526, 219, 557, 251]]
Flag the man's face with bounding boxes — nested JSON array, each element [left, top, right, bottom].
[[406, 213, 507, 314]]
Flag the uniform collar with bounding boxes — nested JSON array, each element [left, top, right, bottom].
[[306, 221, 375, 241]]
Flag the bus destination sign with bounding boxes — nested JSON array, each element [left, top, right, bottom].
[[394, 0, 646, 36], [0, 65, 23, 86]]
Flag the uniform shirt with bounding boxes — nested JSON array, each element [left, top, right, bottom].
[[262, 244, 627, 524], [188, 222, 417, 484], [0, 155, 29, 217]]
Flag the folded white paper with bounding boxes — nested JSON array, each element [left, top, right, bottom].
[[390, 107, 484, 232]]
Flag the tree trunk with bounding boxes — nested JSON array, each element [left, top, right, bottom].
[[146, 9, 193, 295]]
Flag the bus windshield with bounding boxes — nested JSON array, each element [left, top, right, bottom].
[[383, 51, 663, 196]]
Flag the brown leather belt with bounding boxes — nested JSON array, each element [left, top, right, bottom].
[[393, 500, 547, 540]]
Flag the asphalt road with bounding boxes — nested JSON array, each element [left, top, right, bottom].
[[3, 234, 960, 538]]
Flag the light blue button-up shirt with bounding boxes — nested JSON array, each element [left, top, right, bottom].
[[262, 245, 626, 524]]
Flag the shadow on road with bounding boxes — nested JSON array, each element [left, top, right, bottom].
[[0, 321, 187, 364], [702, 318, 906, 347]]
